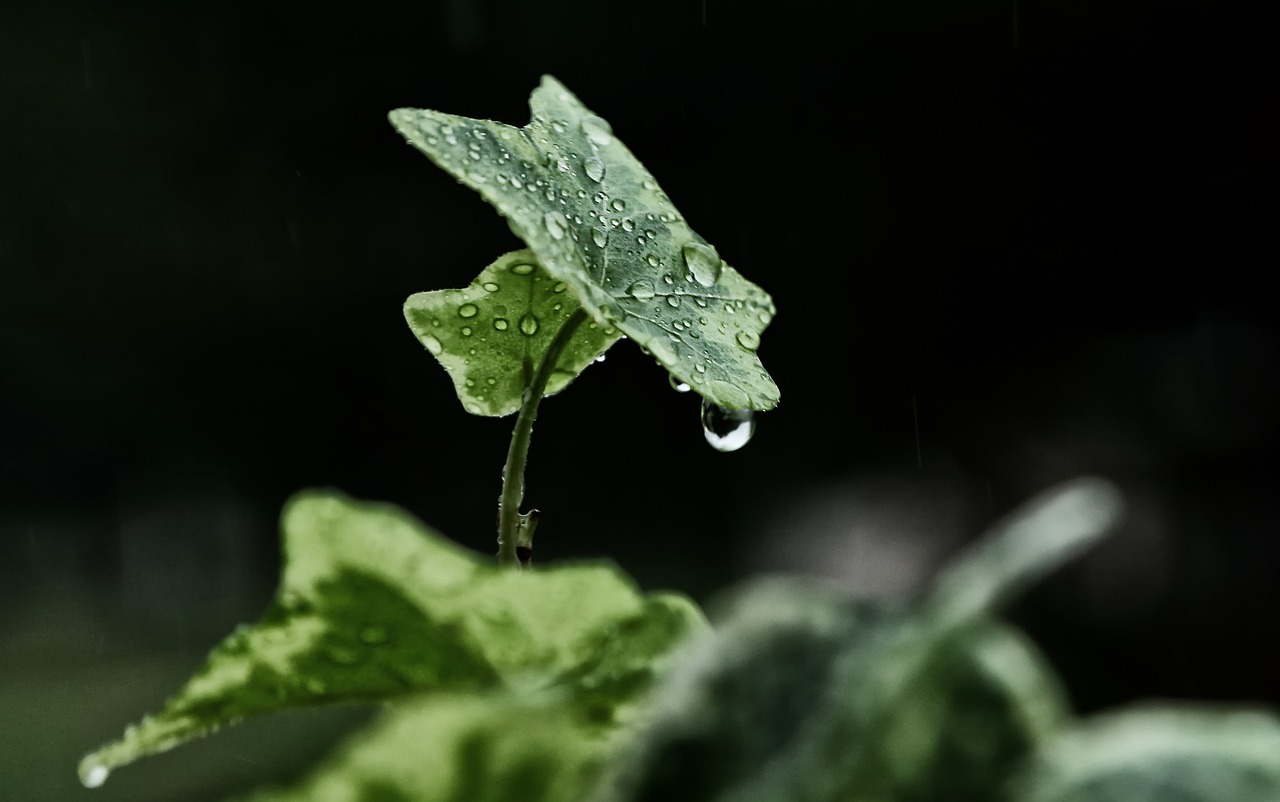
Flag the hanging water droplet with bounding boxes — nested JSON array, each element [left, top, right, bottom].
[[519, 313, 539, 335], [736, 329, 761, 350], [511, 262, 535, 275], [420, 334, 443, 355], [592, 228, 609, 248], [669, 374, 692, 393], [543, 212, 566, 240], [594, 354, 607, 363], [581, 115, 614, 146], [81, 763, 110, 789], [494, 318, 509, 331], [701, 399, 756, 452], [584, 156, 606, 182], [458, 303, 478, 318], [682, 242, 722, 287], [628, 279, 656, 301]]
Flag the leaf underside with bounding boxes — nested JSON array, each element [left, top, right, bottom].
[[390, 75, 779, 412], [404, 249, 622, 417]]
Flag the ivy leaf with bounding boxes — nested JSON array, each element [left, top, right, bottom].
[[1006, 706, 1280, 802], [78, 490, 707, 788], [233, 694, 603, 802], [390, 75, 779, 412], [404, 249, 622, 417]]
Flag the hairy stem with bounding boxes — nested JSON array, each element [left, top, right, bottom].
[[497, 309, 590, 567]]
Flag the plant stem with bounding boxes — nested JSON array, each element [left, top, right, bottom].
[[497, 309, 589, 567]]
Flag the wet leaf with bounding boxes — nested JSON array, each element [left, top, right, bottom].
[[390, 75, 779, 411], [404, 249, 622, 417], [79, 491, 707, 787]]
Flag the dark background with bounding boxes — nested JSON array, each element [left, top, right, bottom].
[[2, 0, 1278, 799]]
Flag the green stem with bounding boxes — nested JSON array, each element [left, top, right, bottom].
[[497, 309, 589, 568]]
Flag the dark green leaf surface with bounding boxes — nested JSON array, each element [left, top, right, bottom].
[[404, 249, 622, 416], [1006, 707, 1280, 802], [390, 75, 779, 411], [79, 491, 707, 788]]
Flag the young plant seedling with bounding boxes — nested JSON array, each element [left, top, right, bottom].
[[390, 74, 780, 566]]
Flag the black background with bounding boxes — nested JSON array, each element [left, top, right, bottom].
[[2, 0, 1278, 798]]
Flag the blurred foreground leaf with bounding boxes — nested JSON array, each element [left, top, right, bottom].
[[79, 491, 706, 788]]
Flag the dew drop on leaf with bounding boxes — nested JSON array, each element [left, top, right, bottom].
[[584, 156, 606, 182], [592, 228, 609, 248], [627, 280, 656, 301], [610, 198, 627, 212], [543, 212, 566, 240], [81, 764, 109, 789], [682, 242, 722, 287], [581, 114, 614, 146], [458, 303, 479, 318], [420, 334, 443, 355], [482, 282, 500, 292], [519, 313, 539, 335], [701, 399, 756, 452], [511, 262, 535, 275], [735, 329, 760, 351], [494, 318, 509, 331]]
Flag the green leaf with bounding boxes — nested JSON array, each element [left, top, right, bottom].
[[591, 477, 1124, 802], [79, 490, 707, 788], [404, 249, 623, 417], [1006, 706, 1280, 802], [233, 694, 603, 802], [390, 75, 779, 411]]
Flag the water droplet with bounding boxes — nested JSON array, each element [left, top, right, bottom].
[[360, 626, 390, 644], [669, 374, 691, 393], [621, 217, 635, 232], [736, 330, 760, 350], [594, 354, 607, 363], [584, 156, 606, 182], [646, 254, 660, 267], [511, 176, 523, 189], [592, 228, 609, 248], [420, 334, 443, 355], [628, 280, 656, 301], [544, 212, 566, 240], [581, 115, 614, 146], [682, 242, 722, 287], [494, 318, 509, 331], [553, 282, 567, 293], [666, 295, 682, 308], [482, 282, 499, 292], [610, 198, 626, 212], [461, 326, 472, 336], [458, 303, 479, 318], [701, 399, 756, 452], [519, 314, 539, 335], [511, 262, 535, 275], [81, 763, 110, 789]]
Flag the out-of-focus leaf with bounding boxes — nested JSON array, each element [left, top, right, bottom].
[[390, 75, 779, 411], [234, 694, 603, 802], [1005, 706, 1280, 802], [79, 491, 706, 788], [591, 477, 1124, 802], [404, 249, 622, 416]]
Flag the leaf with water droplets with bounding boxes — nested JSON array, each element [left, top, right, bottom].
[[405, 249, 621, 416], [389, 75, 779, 411], [79, 491, 707, 787]]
